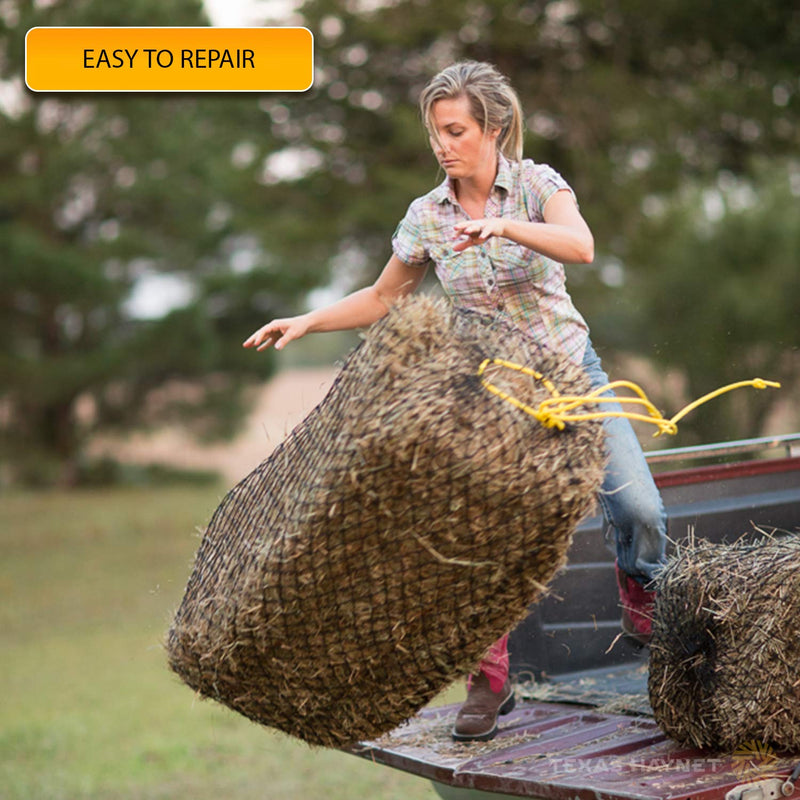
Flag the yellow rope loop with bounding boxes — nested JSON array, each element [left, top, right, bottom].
[[477, 358, 780, 436], [665, 379, 781, 429], [477, 359, 565, 430]]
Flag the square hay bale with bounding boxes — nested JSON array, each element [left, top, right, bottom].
[[649, 534, 800, 750], [166, 296, 605, 747]]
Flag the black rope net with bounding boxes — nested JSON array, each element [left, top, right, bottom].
[[649, 534, 800, 750], [167, 296, 606, 747]]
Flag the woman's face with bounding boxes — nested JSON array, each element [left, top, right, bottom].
[[428, 95, 499, 181]]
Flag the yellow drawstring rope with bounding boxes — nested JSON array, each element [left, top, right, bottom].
[[476, 358, 780, 437]]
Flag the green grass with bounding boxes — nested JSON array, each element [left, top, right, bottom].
[[0, 487, 454, 799]]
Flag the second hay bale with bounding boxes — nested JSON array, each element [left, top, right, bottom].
[[649, 534, 800, 750], [166, 296, 606, 747]]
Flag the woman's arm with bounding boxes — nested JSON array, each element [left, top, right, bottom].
[[453, 189, 594, 264], [243, 255, 427, 351]]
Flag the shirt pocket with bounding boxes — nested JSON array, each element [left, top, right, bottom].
[[430, 244, 482, 298], [493, 241, 540, 286]]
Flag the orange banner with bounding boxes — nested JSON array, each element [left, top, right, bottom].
[[25, 27, 313, 92]]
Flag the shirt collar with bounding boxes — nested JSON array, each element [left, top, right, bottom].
[[432, 153, 516, 205]]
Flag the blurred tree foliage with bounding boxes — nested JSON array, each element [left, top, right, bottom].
[[1, 0, 798, 484], [0, 0, 329, 483], [624, 162, 800, 441], [258, 0, 799, 443]]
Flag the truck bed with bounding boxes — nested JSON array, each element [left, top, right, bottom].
[[353, 662, 800, 800]]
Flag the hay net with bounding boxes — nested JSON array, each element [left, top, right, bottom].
[[649, 532, 800, 751], [167, 295, 606, 748]]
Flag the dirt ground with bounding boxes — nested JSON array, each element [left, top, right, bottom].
[[88, 367, 338, 484]]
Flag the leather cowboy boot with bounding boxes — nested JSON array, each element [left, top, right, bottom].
[[452, 671, 516, 742]]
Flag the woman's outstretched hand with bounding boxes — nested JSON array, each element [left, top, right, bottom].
[[243, 314, 311, 352], [452, 219, 506, 251]]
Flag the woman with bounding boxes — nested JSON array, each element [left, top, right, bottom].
[[244, 61, 667, 742]]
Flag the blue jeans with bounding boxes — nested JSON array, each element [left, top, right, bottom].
[[582, 340, 667, 583]]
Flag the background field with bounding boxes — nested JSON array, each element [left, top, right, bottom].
[[0, 485, 454, 799]]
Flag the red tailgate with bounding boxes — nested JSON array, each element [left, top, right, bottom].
[[353, 699, 799, 800]]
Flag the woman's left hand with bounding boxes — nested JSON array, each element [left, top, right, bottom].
[[453, 219, 506, 251]]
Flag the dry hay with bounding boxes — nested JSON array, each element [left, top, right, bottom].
[[368, 699, 535, 759], [517, 672, 653, 718], [166, 295, 606, 748], [649, 533, 800, 751]]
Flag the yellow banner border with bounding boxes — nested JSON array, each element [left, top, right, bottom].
[[24, 26, 315, 93]]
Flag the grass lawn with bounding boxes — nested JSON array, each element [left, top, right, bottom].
[[0, 486, 457, 799]]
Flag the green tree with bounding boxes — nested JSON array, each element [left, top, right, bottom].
[[0, 0, 328, 483], [622, 162, 800, 444]]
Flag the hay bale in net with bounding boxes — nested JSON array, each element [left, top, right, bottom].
[[166, 295, 605, 748], [649, 534, 800, 751]]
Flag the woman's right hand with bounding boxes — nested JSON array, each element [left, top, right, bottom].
[[243, 313, 312, 352], [242, 255, 425, 354]]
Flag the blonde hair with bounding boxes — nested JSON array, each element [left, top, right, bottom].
[[419, 61, 524, 161]]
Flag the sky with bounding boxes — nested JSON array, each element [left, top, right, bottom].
[[203, 0, 298, 26]]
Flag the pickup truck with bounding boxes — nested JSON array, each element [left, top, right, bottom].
[[349, 433, 800, 800]]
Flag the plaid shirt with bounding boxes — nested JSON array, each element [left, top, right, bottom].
[[392, 155, 589, 364]]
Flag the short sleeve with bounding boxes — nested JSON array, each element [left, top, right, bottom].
[[522, 162, 577, 221], [391, 199, 430, 267]]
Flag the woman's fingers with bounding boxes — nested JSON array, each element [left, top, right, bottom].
[[244, 316, 309, 351], [243, 322, 283, 350], [452, 219, 500, 250], [255, 331, 279, 351], [453, 229, 487, 251]]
